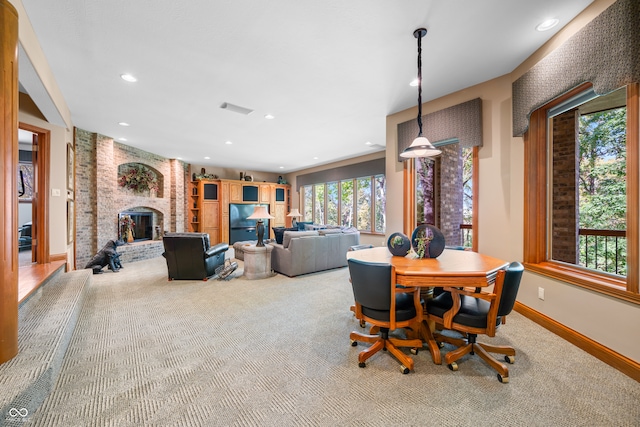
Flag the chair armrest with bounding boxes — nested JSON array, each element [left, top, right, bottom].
[[440, 286, 497, 329], [205, 243, 229, 258]]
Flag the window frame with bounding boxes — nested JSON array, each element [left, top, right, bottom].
[[301, 174, 386, 235], [403, 147, 478, 251], [524, 82, 640, 303]]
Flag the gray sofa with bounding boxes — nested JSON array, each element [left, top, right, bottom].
[[269, 229, 360, 277]]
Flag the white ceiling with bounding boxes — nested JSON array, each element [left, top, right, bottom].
[[18, 0, 594, 173]]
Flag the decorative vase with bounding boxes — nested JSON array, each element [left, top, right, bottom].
[[411, 225, 445, 258], [387, 232, 411, 257], [127, 228, 134, 243]]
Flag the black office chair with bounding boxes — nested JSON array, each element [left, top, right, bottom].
[[348, 258, 424, 374], [162, 233, 229, 281], [426, 261, 524, 383], [347, 244, 374, 327]]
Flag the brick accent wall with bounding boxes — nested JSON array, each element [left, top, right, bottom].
[[439, 143, 463, 246], [552, 109, 579, 263], [74, 129, 188, 268]]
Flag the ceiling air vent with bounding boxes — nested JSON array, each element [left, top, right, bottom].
[[220, 102, 254, 115]]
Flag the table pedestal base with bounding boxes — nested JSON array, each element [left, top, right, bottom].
[[242, 244, 274, 280]]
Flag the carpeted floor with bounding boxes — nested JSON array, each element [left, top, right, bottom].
[[25, 257, 640, 426]]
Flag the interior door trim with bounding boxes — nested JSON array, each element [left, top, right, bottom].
[[19, 122, 50, 263]]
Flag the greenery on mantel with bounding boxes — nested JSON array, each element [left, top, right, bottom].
[[118, 164, 159, 194]]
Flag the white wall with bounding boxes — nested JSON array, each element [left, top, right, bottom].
[[18, 202, 31, 227], [12, 0, 74, 263], [18, 95, 71, 259]]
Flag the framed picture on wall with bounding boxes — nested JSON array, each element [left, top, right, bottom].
[[67, 199, 74, 244], [67, 143, 74, 192]]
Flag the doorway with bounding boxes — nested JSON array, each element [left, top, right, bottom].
[[17, 122, 50, 267], [18, 129, 36, 266]]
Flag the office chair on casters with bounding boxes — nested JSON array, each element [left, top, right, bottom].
[[348, 244, 374, 328], [348, 258, 424, 374], [426, 261, 524, 383]]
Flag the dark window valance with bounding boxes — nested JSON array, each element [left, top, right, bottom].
[[397, 98, 482, 162], [512, 0, 640, 137], [295, 158, 385, 190]]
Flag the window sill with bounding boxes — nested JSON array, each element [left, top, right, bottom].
[[524, 261, 640, 305]]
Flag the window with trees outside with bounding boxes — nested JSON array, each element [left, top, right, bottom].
[[302, 174, 385, 233], [413, 145, 476, 249], [524, 83, 639, 301]]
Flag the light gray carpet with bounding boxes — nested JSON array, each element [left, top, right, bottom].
[[0, 268, 90, 427], [23, 258, 640, 426]]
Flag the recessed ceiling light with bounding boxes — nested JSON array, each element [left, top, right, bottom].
[[176, 157, 182, 160], [204, 156, 210, 160], [313, 156, 319, 160], [119, 137, 127, 141], [118, 122, 130, 126], [225, 141, 233, 145], [265, 114, 275, 120], [365, 141, 372, 145], [409, 78, 419, 87], [536, 18, 559, 32], [120, 73, 137, 83], [279, 166, 284, 169]]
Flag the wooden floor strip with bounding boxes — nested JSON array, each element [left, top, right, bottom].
[[18, 261, 67, 303]]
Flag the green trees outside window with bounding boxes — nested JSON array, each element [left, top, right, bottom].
[[301, 174, 385, 233]]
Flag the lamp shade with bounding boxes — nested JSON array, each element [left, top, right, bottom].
[[287, 208, 302, 218], [400, 136, 442, 158], [246, 205, 274, 220]]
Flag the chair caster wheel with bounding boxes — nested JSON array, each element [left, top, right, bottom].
[[359, 362, 366, 368], [400, 365, 410, 374], [359, 319, 366, 328], [504, 355, 515, 364], [350, 340, 358, 347], [497, 373, 509, 383], [438, 342, 445, 348], [410, 348, 419, 355], [448, 362, 458, 371]]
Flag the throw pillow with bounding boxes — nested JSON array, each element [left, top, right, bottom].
[[273, 227, 296, 244], [296, 221, 313, 231]]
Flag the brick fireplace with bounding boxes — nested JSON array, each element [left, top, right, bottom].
[[74, 129, 189, 268]]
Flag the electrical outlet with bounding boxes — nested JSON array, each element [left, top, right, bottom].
[[538, 287, 545, 300], [51, 188, 61, 197]]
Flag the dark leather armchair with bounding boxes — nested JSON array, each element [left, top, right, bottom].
[[162, 233, 229, 281], [348, 258, 424, 374], [426, 261, 524, 383]]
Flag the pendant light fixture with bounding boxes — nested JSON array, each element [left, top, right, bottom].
[[400, 28, 442, 159]]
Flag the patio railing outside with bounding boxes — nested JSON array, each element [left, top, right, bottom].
[[458, 225, 626, 276], [578, 228, 627, 276], [460, 224, 472, 248]]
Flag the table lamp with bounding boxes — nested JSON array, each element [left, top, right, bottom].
[[287, 209, 302, 228], [247, 205, 274, 247]]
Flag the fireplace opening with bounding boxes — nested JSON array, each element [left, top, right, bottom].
[[119, 211, 153, 242]]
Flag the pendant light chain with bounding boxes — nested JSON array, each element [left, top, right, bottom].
[[416, 31, 423, 136]]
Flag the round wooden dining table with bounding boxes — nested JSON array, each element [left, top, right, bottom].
[[347, 246, 509, 364]]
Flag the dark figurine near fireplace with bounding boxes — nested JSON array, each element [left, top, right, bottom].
[[85, 239, 124, 274]]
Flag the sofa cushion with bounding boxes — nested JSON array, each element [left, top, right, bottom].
[[318, 228, 343, 235], [340, 226, 359, 234], [304, 223, 326, 230], [283, 230, 319, 248]]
